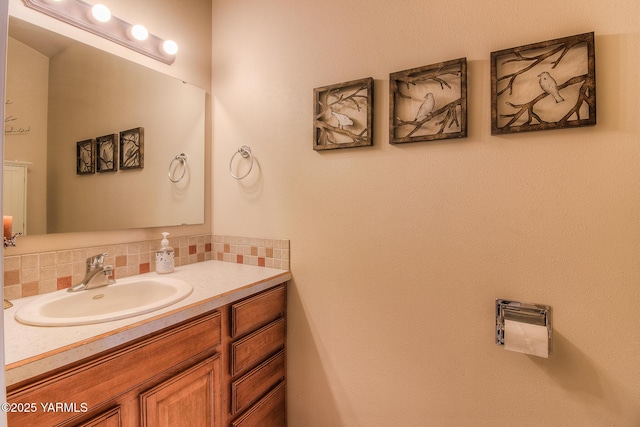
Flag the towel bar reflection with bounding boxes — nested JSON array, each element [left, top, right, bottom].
[[168, 153, 188, 183], [229, 145, 253, 180]]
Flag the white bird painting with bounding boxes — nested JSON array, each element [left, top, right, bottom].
[[415, 93, 435, 121], [331, 110, 354, 129], [538, 72, 564, 103]]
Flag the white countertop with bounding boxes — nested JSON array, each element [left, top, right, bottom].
[[3, 260, 291, 387]]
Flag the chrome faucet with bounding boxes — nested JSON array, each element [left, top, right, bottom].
[[67, 253, 115, 292]]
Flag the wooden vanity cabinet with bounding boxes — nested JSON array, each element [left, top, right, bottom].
[[5, 282, 288, 427], [222, 284, 287, 426], [6, 311, 222, 427]]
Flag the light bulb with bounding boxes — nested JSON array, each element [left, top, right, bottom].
[[127, 24, 149, 41], [162, 40, 178, 56], [90, 4, 111, 23]]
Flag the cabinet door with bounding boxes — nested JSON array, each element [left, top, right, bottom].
[[3, 164, 27, 235], [77, 407, 121, 427], [140, 354, 221, 427]]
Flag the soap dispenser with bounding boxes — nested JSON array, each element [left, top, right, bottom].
[[156, 232, 175, 274]]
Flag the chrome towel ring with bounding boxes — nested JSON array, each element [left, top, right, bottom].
[[229, 145, 253, 180], [168, 153, 188, 183]]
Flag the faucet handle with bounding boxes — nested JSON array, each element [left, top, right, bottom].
[[86, 253, 109, 270]]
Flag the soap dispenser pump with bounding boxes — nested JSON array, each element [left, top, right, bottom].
[[156, 232, 175, 274]]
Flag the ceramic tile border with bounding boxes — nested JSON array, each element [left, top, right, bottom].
[[3, 234, 289, 299], [211, 235, 290, 270], [2, 234, 212, 300]]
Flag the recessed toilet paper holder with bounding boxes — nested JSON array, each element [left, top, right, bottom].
[[496, 299, 553, 356]]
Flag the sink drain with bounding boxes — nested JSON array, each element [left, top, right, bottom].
[[93, 294, 105, 300]]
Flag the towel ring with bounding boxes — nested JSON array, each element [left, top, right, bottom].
[[168, 153, 188, 183], [229, 145, 253, 180]]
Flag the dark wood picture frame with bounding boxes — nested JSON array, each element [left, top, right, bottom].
[[491, 32, 596, 135], [96, 133, 118, 173], [119, 127, 144, 170], [313, 77, 373, 150], [76, 139, 94, 175], [389, 57, 467, 144]]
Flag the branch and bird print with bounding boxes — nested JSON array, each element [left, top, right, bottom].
[[493, 33, 595, 132], [390, 59, 466, 143], [314, 78, 372, 148]]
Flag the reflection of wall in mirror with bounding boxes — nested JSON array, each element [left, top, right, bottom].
[[6, 18, 206, 234], [46, 41, 205, 233], [5, 37, 48, 235]]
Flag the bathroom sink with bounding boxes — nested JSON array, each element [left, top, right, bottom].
[[15, 277, 193, 326]]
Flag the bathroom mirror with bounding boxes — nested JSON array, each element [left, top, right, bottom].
[[4, 16, 205, 235]]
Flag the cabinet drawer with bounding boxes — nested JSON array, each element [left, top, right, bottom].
[[231, 350, 285, 415], [231, 318, 285, 376], [231, 381, 285, 427], [7, 311, 221, 427], [231, 284, 285, 338]]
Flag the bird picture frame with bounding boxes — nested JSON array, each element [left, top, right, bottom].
[[313, 77, 373, 150], [76, 139, 95, 175], [119, 127, 144, 170], [96, 133, 118, 173], [490, 32, 596, 135], [389, 57, 467, 144]]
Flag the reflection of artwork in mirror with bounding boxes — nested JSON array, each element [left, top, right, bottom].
[[490, 32, 596, 135], [119, 127, 144, 170], [76, 139, 94, 175], [390, 57, 467, 144], [96, 134, 118, 173]]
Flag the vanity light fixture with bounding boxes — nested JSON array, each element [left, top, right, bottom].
[[127, 24, 149, 41], [88, 4, 111, 23], [161, 39, 179, 56], [22, 0, 177, 64]]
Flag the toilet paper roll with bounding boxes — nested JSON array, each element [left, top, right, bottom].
[[504, 319, 549, 358]]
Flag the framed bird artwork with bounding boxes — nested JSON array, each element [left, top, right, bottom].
[[76, 139, 95, 175], [490, 32, 596, 135], [389, 57, 467, 144], [119, 127, 144, 170], [313, 77, 373, 150], [96, 133, 118, 173]]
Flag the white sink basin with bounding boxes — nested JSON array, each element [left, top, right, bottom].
[[15, 277, 193, 326]]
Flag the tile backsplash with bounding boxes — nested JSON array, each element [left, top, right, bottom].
[[3, 234, 290, 299]]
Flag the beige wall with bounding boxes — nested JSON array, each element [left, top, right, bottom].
[[5, 36, 48, 234], [6, 0, 211, 253], [211, 0, 640, 425]]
